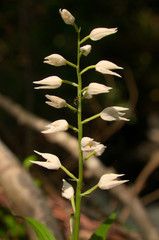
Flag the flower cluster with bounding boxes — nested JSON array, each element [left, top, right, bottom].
[[30, 8, 129, 228]]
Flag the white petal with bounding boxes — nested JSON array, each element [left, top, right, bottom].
[[31, 151, 61, 169], [62, 179, 74, 199], [90, 27, 118, 41], [81, 137, 94, 148], [30, 160, 60, 170], [44, 54, 66, 66], [45, 95, 66, 108], [42, 119, 69, 134], [59, 9, 75, 25], [96, 60, 123, 70], [99, 180, 128, 190], [100, 106, 129, 121], [33, 76, 62, 89], [87, 83, 112, 95], [99, 173, 125, 182], [98, 173, 128, 190], [94, 144, 107, 156], [95, 60, 123, 77], [81, 137, 101, 152]]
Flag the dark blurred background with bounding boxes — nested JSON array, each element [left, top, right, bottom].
[[1, 0, 159, 219]]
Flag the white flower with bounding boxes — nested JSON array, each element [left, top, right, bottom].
[[42, 119, 69, 134], [81, 137, 106, 156], [62, 179, 74, 200], [80, 45, 92, 56], [30, 151, 61, 170], [98, 173, 128, 190], [100, 106, 129, 121], [86, 83, 112, 98], [95, 60, 123, 78], [44, 54, 66, 66], [45, 95, 66, 108], [90, 27, 118, 41], [33, 76, 62, 89], [59, 9, 75, 25]]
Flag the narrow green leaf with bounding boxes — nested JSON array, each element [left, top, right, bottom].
[[69, 213, 74, 239], [25, 217, 56, 240], [89, 212, 116, 240]]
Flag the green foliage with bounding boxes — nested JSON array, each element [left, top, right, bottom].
[[23, 154, 37, 169], [24, 217, 56, 240], [0, 208, 26, 239], [89, 212, 116, 240]]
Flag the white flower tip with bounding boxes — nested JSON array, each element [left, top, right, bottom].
[[90, 27, 118, 41], [59, 9, 75, 25], [98, 173, 128, 190]]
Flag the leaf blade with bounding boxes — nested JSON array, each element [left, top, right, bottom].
[[25, 217, 56, 240], [89, 212, 116, 240]]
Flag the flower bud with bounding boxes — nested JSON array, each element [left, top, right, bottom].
[[44, 54, 66, 66], [62, 179, 74, 199], [80, 45, 92, 56], [100, 106, 129, 121], [42, 119, 69, 134], [30, 151, 61, 170], [90, 27, 117, 41], [98, 173, 128, 190], [59, 9, 75, 25], [45, 95, 66, 108], [95, 60, 123, 77], [33, 76, 62, 89]]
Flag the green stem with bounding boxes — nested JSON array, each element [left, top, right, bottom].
[[60, 165, 78, 181], [80, 65, 95, 75], [66, 103, 78, 112], [81, 184, 99, 197], [69, 125, 78, 132], [80, 35, 90, 44], [62, 79, 78, 87], [66, 60, 77, 69], [83, 150, 96, 163], [81, 86, 88, 93], [82, 113, 101, 124], [71, 196, 76, 213], [73, 26, 83, 240]]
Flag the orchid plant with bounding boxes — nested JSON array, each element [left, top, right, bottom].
[[30, 9, 129, 240]]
